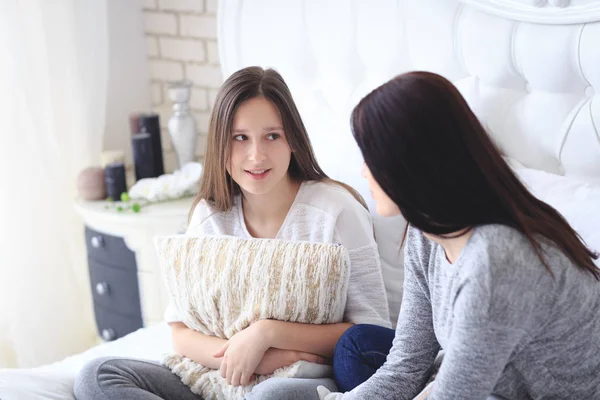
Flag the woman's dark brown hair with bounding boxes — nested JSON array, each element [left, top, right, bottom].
[[351, 71, 599, 279], [191, 66, 366, 217]]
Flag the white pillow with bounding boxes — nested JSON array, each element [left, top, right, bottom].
[[155, 235, 350, 399], [511, 165, 600, 265]]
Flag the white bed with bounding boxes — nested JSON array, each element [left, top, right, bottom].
[[1, 0, 600, 399]]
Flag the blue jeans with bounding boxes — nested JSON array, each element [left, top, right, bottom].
[[333, 324, 395, 392], [334, 325, 509, 400]]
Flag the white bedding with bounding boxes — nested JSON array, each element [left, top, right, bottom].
[[509, 162, 600, 267], [0, 323, 173, 400]]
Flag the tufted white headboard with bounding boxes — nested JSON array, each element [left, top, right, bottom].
[[218, 0, 600, 210], [217, 0, 600, 326]]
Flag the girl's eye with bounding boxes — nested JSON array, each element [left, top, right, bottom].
[[233, 134, 247, 141], [266, 133, 281, 140]]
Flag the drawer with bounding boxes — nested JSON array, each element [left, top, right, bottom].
[[94, 303, 143, 341], [85, 226, 136, 270], [89, 260, 142, 318]]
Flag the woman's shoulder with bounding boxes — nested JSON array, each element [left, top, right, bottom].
[[404, 225, 436, 269], [472, 224, 534, 259], [465, 224, 568, 283]]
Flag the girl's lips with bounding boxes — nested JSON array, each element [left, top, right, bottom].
[[245, 169, 271, 180]]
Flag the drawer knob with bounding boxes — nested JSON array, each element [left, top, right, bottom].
[[101, 328, 116, 341], [95, 282, 109, 296], [91, 235, 104, 249]]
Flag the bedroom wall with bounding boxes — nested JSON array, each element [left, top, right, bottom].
[[142, 0, 223, 170], [103, 0, 151, 168]]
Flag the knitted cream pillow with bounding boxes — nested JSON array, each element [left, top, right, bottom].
[[154, 235, 350, 400]]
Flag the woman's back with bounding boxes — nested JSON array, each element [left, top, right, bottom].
[[406, 224, 600, 399]]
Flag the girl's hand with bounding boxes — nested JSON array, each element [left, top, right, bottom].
[[255, 348, 328, 376], [213, 323, 270, 386]]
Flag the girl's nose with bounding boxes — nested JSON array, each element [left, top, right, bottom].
[[249, 141, 267, 162]]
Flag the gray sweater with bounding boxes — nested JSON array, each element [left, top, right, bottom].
[[350, 224, 600, 399]]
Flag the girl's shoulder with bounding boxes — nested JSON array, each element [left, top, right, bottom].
[[188, 198, 218, 225], [297, 180, 368, 217], [186, 198, 240, 235]]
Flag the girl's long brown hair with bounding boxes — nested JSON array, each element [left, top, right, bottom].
[[352, 71, 599, 280], [190, 66, 366, 219]]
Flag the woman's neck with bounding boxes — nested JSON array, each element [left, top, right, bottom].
[[423, 228, 473, 264], [241, 176, 302, 238]]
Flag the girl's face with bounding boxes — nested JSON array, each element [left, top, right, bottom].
[[227, 96, 293, 197], [362, 163, 401, 217]]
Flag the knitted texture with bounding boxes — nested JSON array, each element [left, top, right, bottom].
[[155, 235, 351, 399]]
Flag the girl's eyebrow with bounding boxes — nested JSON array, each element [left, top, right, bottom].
[[232, 126, 283, 133]]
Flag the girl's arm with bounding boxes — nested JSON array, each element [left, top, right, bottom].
[[257, 320, 353, 358], [170, 322, 226, 370], [171, 322, 327, 375]]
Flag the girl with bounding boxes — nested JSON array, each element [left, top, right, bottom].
[[74, 66, 391, 400], [320, 71, 600, 400]]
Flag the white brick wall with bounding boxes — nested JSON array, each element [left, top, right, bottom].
[[158, 0, 205, 13], [159, 37, 205, 61], [144, 12, 177, 35], [143, 0, 222, 172], [186, 64, 222, 88], [149, 60, 184, 81], [205, 0, 217, 14], [180, 15, 217, 38]]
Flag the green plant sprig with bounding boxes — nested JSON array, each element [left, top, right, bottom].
[[104, 192, 145, 213], [103, 192, 195, 213]]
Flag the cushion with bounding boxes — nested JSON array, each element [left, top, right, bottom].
[[373, 214, 407, 328], [154, 235, 351, 399], [510, 163, 600, 264]]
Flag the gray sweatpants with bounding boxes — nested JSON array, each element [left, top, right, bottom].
[[73, 357, 337, 400]]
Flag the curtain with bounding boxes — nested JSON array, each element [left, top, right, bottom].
[[0, 0, 109, 367]]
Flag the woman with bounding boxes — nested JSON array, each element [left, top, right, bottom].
[[321, 71, 600, 399], [73, 66, 391, 400]]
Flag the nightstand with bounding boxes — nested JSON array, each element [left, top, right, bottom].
[[75, 197, 195, 341]]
